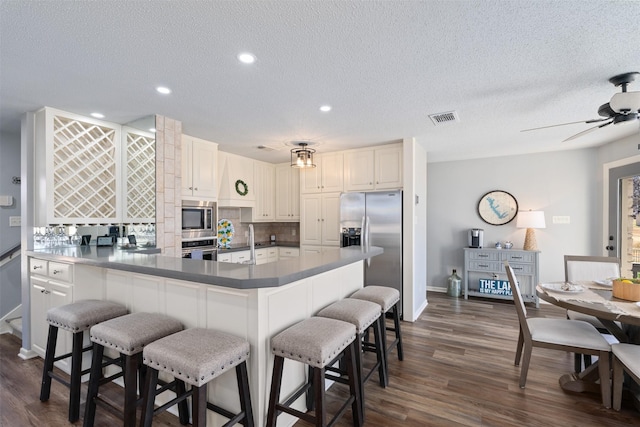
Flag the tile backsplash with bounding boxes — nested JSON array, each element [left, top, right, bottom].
[[218, 208, 300, 245]]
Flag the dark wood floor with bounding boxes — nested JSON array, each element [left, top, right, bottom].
[[1, 292, 639, 426]]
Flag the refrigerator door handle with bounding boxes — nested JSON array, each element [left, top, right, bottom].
[[365, 216, 371, 267]]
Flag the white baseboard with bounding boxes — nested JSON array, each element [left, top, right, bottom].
[[19, 347, 38, 360]]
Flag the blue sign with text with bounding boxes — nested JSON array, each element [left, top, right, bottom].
[[478, 279, 512, 296]]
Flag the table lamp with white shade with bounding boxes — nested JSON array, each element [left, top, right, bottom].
[[516, 210, 546, 251]]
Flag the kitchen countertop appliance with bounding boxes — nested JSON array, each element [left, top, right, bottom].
[[181, 237, 217, 261], [469, 228, 484, 248], [340, 190, 403, 316], [182, 200, 216, 240]]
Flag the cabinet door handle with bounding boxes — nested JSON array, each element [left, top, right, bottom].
[[189, 187, 193, 190], [478, 264, 489, 268], [52, 269, 62, 275], [40, 289, 50, 294], [33, 265, 42, 270], [511, 256, 523, 260], [194, 187, 198, 191]]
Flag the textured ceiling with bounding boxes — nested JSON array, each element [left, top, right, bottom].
[[1, 0, 639, 163]]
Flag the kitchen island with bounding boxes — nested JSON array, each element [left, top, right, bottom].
[[24, 245, 382, 427]]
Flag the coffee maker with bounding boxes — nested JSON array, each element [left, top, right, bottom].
[[341, 227, 361, 247], [468, 228, 484, 248]]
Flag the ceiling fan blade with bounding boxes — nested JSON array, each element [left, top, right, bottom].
[[521, 118, 609, 132], [562, 120, 613, 142]]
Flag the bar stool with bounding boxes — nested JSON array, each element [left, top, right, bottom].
[[316, 298, 386, 421], [350, 286, 404, 376], [40, 299, 128, 423], [266, 317, 361, 427], [140, 328, 254, 427], [83, 312, 183, 427]]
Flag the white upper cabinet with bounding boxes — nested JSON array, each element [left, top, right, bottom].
[[344, 144, 403, 191], [217, 151, 255, 207], [241, 161, 275, 222], [300, 152, 344, 193], [34, 107, 122, 225], [300, 192, 341, 247], [275, 164, 300, 221], [182, 134, 218, 201]]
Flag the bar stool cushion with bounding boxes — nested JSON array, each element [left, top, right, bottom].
[[90, 312, 183, 356], [271, 317, 356, 369], [46, 300, 128, 333], [350, 286, 399, 313], [143, 328, 250, 387], [316, 299, 380, 333]]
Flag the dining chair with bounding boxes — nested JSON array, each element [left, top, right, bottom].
[[564, 255, 621, 371], [504, 261, 612, 408], [611, 343, 640, 411]]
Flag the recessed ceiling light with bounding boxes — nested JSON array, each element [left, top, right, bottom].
[[91, 112, 104, 119], [237, 52, 256, 64], [156, 86, 171, 95], [319, 105, 332, 112]]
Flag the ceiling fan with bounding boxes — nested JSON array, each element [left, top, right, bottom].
[[522, 72, 640, 142]]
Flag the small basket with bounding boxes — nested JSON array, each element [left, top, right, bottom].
[[612, 279, 640, 302]]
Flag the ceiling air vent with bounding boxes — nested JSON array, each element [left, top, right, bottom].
[[429, 110, 459, 126]]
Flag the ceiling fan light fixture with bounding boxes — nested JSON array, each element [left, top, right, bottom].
[[290, 142, 316, 169], [610, 91, 640, 113]]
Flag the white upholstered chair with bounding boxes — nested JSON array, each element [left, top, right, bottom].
[[612, 343, 640, 411], [505, 261, 612, 408], [564, 255, 621, 371]]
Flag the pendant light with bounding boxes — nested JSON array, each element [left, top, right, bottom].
[[290, 142, 316, 168]]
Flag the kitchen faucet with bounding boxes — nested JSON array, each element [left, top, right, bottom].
[[246, 224, 256, 265]]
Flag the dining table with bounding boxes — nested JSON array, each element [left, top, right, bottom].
[[537, 281, 640, 405]]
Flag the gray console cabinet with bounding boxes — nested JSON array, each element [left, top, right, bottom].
[[463, 248, 540, 307]]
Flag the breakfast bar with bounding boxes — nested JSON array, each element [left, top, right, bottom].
[[24, 245, 383, 427]]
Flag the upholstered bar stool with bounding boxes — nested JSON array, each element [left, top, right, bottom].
[[83, 312, 183, 427], [40, 299, 128, 423], [349, 286, 404, 376], [316, 298, 386, 421], [266, 317, 361, 427], [140, 328, 254, 427]]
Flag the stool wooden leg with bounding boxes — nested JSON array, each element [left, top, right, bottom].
[[392, 305, 403, 361], [345, 341, 363, 427], [176, 379, 190, 425], [312, 366, 326, 427], [123, 354, 139, 427], [68, 331, 84, 422], [354, 333, 365, 422], [373, 316, 388, 388], [192, 384, 207, 427], [40, 325, 58, 402], [83, 343, 104, 427], [235, 362, 254, 427], [266, 356, 285, 427], [140, 368, 159, 427]]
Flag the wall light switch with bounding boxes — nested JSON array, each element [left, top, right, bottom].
[[0, 195, 14, 206], [9, 216, 21, 227], [552, 216, 570, 224]]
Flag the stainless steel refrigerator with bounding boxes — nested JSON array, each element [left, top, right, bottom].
[[340, 191, 403, 315]]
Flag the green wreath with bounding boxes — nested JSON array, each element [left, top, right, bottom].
[[235, 179, 249, 196]]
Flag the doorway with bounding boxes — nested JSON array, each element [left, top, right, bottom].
[[608, 162, 640, 277]]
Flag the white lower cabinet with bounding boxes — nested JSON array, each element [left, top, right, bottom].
[[278, 247, 300, 258], [231, 250, 251, 264], [217, 252, 232, 263]]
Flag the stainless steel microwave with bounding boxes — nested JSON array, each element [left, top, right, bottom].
[[181, 200, 216, 239]]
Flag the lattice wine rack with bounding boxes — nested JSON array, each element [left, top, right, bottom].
[[124, 129, 156, 222], [49, 113, 120, 223]]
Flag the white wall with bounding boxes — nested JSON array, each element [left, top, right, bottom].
[[403, 139, 427, 321], [427, 148, 601, 290], [0, 131, 22, 318]]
